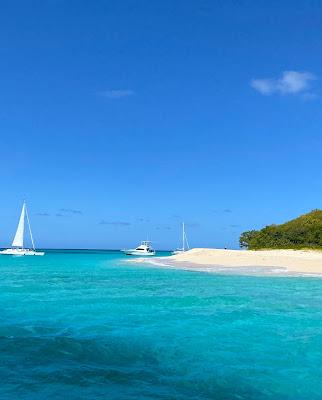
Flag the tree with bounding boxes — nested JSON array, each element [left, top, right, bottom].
[[239, 209, 322, 250], [239, 230, 257, 249]]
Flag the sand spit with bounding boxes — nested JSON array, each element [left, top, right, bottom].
[[130, 248, 322, 276]]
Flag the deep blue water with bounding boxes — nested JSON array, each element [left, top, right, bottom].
[[1, 250, 322, 399]]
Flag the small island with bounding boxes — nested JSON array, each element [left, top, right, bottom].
[[142, 210, 322, 276]]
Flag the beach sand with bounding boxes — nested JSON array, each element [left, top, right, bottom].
[[136, 248, 322, 276]]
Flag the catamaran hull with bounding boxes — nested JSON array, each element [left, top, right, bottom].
[[0, 249, 45, 256]]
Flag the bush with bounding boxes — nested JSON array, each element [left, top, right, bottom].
[[239, 210, 322, 250]]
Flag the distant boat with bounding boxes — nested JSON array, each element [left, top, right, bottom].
[[0, 202, 45, 256], [172, 222, 189, 255], [122, 240, 156, 256]]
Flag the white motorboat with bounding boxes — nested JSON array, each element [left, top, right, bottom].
[[172, 222, 189, 255], [122, 240, 156, 256], [0, 202, 45, 256]]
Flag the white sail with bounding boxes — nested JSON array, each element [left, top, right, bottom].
[[11, 203, 26, 248]]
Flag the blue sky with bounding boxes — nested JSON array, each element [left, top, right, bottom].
[[0, 0, 321, 249]]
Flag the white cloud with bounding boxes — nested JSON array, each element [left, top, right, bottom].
[[251, 78, 276, 95], [100, 90, 134, 99], [251, 71, 316, 96]]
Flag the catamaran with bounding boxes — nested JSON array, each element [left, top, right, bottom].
[[122, 240, 156, 256], [172, 222, 189, 255], [0, 202, 45, 256]]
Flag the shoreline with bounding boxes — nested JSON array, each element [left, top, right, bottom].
[[130, 248, 322, 277]]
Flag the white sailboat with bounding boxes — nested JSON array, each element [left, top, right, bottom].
[[0, 202, 45, 256], [172, 222, 189, 255]]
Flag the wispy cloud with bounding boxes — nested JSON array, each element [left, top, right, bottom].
[[251, 71, 317, 96], [100, 90, 134, 99], [99, 220, 131, 226], [59, 208, 82, 215], [213, 209, 232, 214], [185, 222, 200, 228], [155, 226, 172, 230], [55, 213, 67, 218], [137, 218, 150, 223], [35, 212, 50, 217], [302, 92, 318, 101]]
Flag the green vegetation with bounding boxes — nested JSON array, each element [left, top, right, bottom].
[[240, 209, 322, 250]]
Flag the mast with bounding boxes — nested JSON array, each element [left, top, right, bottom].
[[183, 222, 189, 250], [25, 204, 35, 250], [185, 229, 190, 250], [182, 222, 185, 251]]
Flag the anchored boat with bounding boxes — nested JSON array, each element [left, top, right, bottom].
[[0, 202, 45, 256], [172, 222, 189, 255], [122, 240, 155, 256]]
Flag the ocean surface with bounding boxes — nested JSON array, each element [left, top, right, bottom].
[[1, 250, 322, 399]]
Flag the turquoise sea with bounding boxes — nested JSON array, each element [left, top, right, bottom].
[[1, 250, 322, 399]]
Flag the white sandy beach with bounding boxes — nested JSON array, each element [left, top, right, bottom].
[[139, 248, 322, 276]]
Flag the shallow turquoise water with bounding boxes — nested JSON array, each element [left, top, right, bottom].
[[1, 250, 322, 399]]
